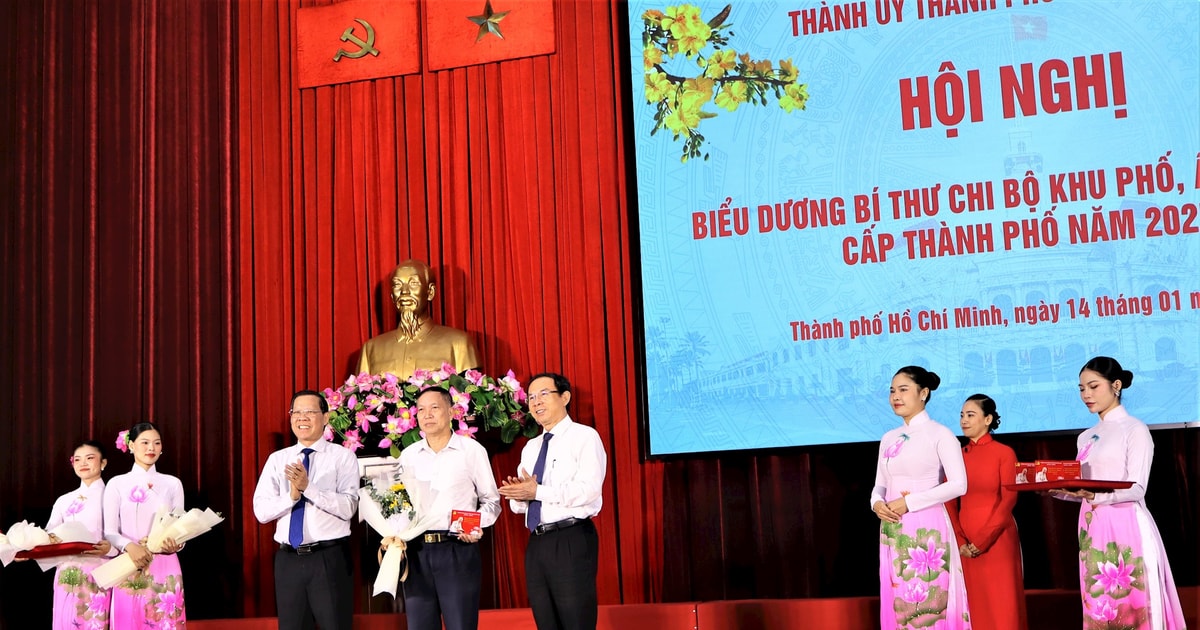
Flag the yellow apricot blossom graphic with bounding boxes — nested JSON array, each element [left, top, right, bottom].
[[714, 81, 747, 112], [642, 4, 809, 162], [704, 49, 737, 79]]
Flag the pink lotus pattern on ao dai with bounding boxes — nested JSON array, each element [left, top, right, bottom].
[[1070, 405, 1186, 630], [872, 411, 972, 629], [47, 479, 110, 630], [103, 465, 187, 629]]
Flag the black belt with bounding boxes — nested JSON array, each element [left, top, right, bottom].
[[280, 538, 347, 555], [533, 517, 589, 536], [419, 530, 455, 544]]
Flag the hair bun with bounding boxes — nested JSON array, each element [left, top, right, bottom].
[[926, 371, 941, 391], [1121, 370, 1134, 388]]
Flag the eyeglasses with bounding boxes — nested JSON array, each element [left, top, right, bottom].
[[527, 389, 560, 402], [289, 409, 323, 419]]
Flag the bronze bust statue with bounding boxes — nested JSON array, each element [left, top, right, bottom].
[[356, 260, 480, 377]]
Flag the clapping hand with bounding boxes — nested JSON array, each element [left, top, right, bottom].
[[286, 462, 310, 500], [498, 468, 539, 501]]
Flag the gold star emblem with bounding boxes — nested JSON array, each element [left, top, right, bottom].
[[467, 0, 510, 42]]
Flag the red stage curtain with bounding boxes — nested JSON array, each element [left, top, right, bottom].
[[234, 0, 664, 616], [0, 0, 238, 626]]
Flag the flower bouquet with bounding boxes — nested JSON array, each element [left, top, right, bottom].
[[92, 506, 224, 590], [1, 520, 104, 570], [323, 363, 537, 457], [358, 462, 441, 597], [0, 521, 53, 566], [145, 507, 225, 552], [17, 522, 102, 575]]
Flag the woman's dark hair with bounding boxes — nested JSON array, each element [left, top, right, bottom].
[[1080, 356, 1134, 399], [965, 393, 1001, 432], [894, 365, 941, 400], [129, 422, 160, 443], [73, 439, 107, 460]]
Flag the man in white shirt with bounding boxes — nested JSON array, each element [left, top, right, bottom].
[[392, 386, 501, 630], [252, 389, 360, 630], [499, 372, 607, 630]]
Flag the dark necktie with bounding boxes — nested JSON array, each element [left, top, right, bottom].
[[288, 447, 314, 547], [526, 433, 554, 532]]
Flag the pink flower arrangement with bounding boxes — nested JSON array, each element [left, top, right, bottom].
[[323, 363, 536, 457]]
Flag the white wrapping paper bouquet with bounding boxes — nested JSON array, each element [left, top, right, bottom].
[[0, 520, 100, 570], [359, 461, 441, 597], [91, 506, 224, 589]]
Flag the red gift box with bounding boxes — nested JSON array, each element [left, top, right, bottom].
[[1014, 462, 1037, 484], [1035, 459, 1081, 482]]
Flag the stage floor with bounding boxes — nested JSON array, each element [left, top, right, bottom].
[[189, 587, 1198, 630]]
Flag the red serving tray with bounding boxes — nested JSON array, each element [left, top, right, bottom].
[[13, 542, 97, 559], [1003, 479, 1133, 492]]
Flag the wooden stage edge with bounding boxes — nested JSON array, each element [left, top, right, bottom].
[[191, 587, 1198, 630]]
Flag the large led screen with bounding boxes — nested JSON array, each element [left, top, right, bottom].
[[627, 0, 1200, 455]]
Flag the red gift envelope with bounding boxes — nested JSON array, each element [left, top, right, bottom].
[[449, 510, 482, 535], [14, 542, 97, 559]]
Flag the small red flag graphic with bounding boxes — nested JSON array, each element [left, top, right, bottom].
[[296, 0, 420, 88], [425, 0, 556, 71]]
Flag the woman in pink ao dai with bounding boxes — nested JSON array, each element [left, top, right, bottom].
[[104, 422, 187, 629], [872, 365, 971, 630]]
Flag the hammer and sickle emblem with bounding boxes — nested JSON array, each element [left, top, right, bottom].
[[333, 18, 379, 62]]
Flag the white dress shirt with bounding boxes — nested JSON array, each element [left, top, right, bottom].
[[253, 438, 360, 545], [870, 410, 968, 513], [508, 416, 606, 525], [104, 465, 185, 551], [399, 433, 501, 530]]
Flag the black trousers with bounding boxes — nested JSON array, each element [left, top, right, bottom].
[[525, 519, 599, 630], [274, 539, 354, 630], [403, 538, 483, 630]]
